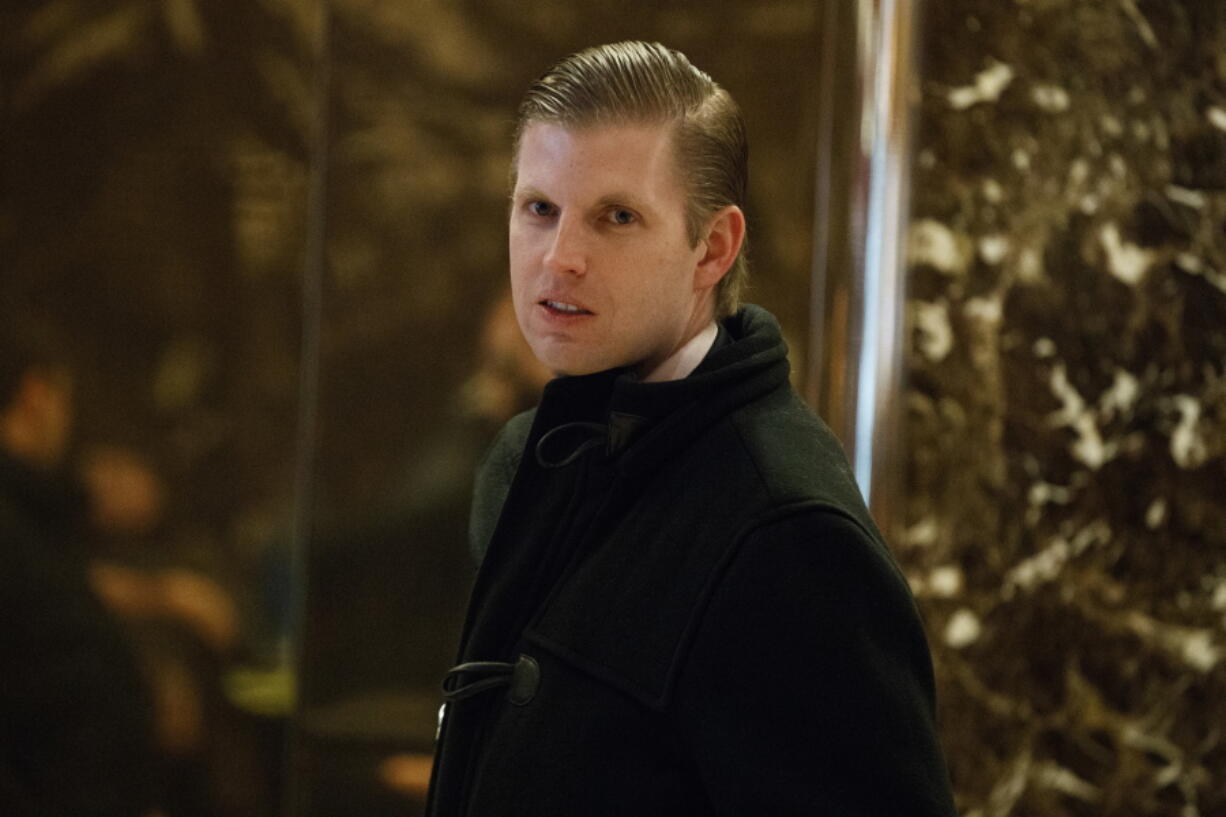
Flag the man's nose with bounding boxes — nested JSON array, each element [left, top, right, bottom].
[[543, 216, 587, 276]]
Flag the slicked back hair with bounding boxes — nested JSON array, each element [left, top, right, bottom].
[[513, 41, 749, 318]]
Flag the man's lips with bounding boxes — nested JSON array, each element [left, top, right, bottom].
[[538, 298, 594, 316]]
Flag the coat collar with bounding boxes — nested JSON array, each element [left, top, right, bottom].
[[609, 305, 789, 477], [528, 305, 791, 474]]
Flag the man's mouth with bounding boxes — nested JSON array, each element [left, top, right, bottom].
[[540, 299, 593, 315]]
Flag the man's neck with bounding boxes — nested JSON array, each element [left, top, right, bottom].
[[638, 321, 719, 383]]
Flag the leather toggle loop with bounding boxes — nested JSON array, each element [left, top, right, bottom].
[[507, 654, 540, 706], [535, 421, 607, 468], [442, 654, 540, 706]]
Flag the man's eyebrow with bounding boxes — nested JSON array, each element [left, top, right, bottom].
[[512, 186, 549, 202], [510, 187, 654, 214], [595, 192, 652, 213]]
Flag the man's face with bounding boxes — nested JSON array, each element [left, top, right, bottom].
[[509, 121, 711, 377]]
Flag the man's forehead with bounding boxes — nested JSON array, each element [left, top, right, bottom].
[[512, 120, 683, 195]]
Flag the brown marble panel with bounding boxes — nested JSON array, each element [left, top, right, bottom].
[[906, 2, 1226, 814]]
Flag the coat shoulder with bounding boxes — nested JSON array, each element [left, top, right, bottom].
[[468, 408, 536, 564], [721, 386, 879, 541]]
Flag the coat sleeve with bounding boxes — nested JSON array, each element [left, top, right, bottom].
[[673, 509, 957, 816]]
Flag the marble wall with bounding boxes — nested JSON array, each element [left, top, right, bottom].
[[904, 1, 1226, 814]]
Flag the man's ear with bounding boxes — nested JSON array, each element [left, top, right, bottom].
[[693, 205, 746, 290]]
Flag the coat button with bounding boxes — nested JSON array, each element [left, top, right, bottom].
[[508, 654, 540, 706]]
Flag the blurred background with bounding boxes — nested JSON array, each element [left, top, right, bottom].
[[2, 1, 1223, 816]]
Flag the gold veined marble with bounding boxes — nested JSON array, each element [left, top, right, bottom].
[[906, 2, 1226, 814]]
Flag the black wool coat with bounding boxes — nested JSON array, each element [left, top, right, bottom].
[[427, 305, 957, 816]]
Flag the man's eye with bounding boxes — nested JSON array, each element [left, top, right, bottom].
[[607, 209, 635, 225], [528, 201, 555, 217]]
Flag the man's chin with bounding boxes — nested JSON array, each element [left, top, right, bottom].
[[545, 361, 610, 378], [532, 348, 627, 379]]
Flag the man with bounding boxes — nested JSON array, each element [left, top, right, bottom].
[[428, 42, 956, 815], [0, 319, 158, 816]]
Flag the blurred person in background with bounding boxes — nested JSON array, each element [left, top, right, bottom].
[[0, 315, 159, 816], [1, 313, 263, 816], [82, 444, 260, 817]]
